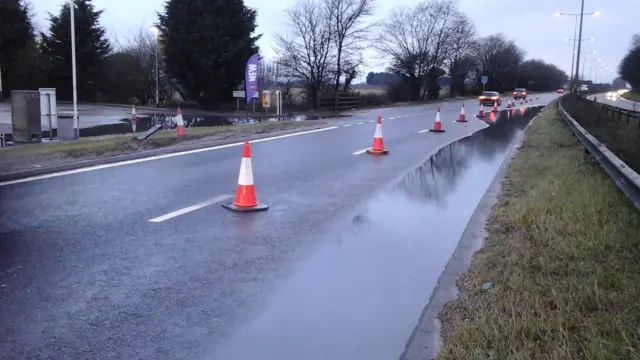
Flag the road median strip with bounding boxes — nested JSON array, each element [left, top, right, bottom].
[[0, 121, 331, 184], [436, 104, 640, 359]]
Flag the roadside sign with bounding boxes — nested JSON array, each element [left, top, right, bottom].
[[233, 91, 259, 98], [481, 76, 488, 84], [262, 90, 270, 108]]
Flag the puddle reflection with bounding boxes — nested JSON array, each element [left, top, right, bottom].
[[212, 107, 543, 360]]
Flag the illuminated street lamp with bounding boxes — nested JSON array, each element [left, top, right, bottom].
[[555, 6, 600, 92]]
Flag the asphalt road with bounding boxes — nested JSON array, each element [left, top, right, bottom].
[[588, 92, 639, 111], [0, 92, 560, 360]]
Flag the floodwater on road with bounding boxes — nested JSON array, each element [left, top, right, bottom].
[[210, 106, 543, 360]]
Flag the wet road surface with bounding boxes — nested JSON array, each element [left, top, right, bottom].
[[0, 94, 556, 359], [588, 92, 639, 111]]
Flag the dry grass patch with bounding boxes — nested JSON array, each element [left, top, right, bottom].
[[437, 104, 640, 360]]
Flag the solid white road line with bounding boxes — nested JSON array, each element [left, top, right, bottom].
[[149, 194, 232, 223], [352, 147, 370, 155], [0, 126, 339, 187]]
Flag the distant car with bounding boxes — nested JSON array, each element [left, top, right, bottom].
[[479, 91, 502, 106], [606, 91, 617, 99], [557, 89, 565, 94], [512, 88, 528, 100]]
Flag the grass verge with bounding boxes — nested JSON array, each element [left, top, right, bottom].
[[622, 91, 640, 102], [561, 94, 640, 173], [437, 104, 640, 359], [0, 121, 320, 173]]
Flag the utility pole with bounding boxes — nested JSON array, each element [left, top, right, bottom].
[[574, 0, 585, 94], [70, 0, 79, 138], [570, 16, 577, 88]]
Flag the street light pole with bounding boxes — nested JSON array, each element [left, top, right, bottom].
[[574, 0, 585, 93], [570, 16, 578, 86], [70, 0, 79, 138], [150, 26, 160, 107], [155, 34, 159, 107]]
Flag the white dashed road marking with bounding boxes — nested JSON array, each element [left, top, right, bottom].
[[148, 194, 233, 223], [352, 147, 370, 155]]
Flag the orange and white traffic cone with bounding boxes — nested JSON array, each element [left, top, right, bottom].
[[176, 107, 185, 136], [477, 104, 485, 118], [492, 101, 499, 113], [429, 106, 445, 133], [222, 141, 269, 212], [456, 103, 467, 122], [130, 105, 137, 133], [506, 99, 512, 109], [366, 116, 389, 155]]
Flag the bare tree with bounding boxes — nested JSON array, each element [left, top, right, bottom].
[[442, 15, 476, 96], [630, 33, 640, 50], [375, 0, 470, 100], [275, 0, 334, 108], [472, 33, 525, 92], [108, 27, 177, 104], [323, 0, 375, 92], [258, 59, 281, 90]]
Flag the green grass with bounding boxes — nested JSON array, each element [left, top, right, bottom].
[[437, 104, 640, 360], [561, 94, 640, 173], [621, 91, 640, 102]]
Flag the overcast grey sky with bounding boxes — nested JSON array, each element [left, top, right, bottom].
[[32, 0, 635, 83]]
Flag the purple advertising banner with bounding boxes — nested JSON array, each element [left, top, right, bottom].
[[244, 53, 260, 104]]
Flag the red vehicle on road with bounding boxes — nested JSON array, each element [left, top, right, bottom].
[[479, 91, 502, 106], [557, 89, 565, 94]]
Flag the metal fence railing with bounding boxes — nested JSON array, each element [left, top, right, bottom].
[[558, 100, 640, 209]]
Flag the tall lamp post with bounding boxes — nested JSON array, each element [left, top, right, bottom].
[[555, 7, 599, 93], [69, 0, 79, 138], [149, 26, 160, 107]]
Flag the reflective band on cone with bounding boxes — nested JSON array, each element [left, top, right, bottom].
[[223, 141, 269, 212], [176, 107, 185, 136], [429, 106, 445, 133], [366, 116, 389, 155], [492, 102, 498, 113], [456, 103, 467, 122]]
